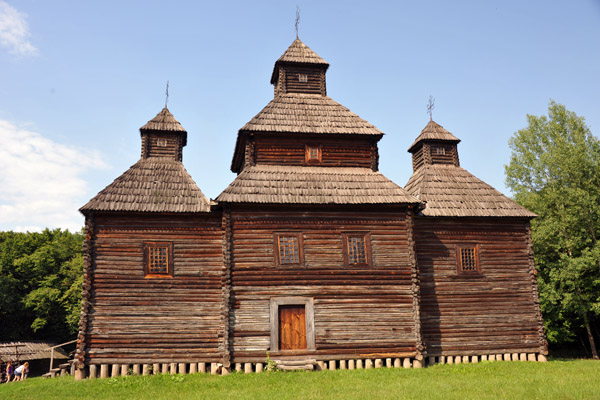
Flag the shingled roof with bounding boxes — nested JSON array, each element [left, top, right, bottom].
[[217, 164, 420, 205], [408, 120, 460, 152], [404, 164, 536, 217], [80, 157, 210, 213], [276, 38, 329, 65], [239, 93, 382, 135], [140, 107, 187, 132]]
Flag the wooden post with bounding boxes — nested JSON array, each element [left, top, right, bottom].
[[348, 360, 355, 370], [255, 363, 263, 373], [471, 356, 478, 363], [527, 354, 536, 362], [511, 353, 518, 361], [538, 354, 547, 362], [199, 362, 206, 373], [403, 358, 411, 369], [178, 363, 186, 374], [455, 356, 462, 364], [413, 359, 422, 369], [439, 356, 445, 364], [503, 354, 511, 361], [393, 358, 401, 368], [153, 363, 160, 374], [447, 356, 453, 365], [50, 348, 54, 373], [328, 360, 336, 370], [481, 355, 488, 361], [427, 356, 435, 366], [386, 358, 392, 368], [235, 363, 242, 372], [189, 363, 197, 374], [89, 364, 97, 379], [365, 359, 373, 369], [133, 364, 140, 375], [170, 363, 177, 374], [111, 364, 119, 377], [210, 363, 218, 375], [462, 356, 469, 364], [244, 363, 252, 373], [120, 364, 129, 376], [519, 353, 526, 362], [142, 364, 150, 376], [100, 364, 109, 378], [357, 359, 363, 369], [74, 368, 85, 380], [340, 360, 347, 369], [221, 367, 230, 375], [161, 364, 168, 374], [374, 359, 382, 368]]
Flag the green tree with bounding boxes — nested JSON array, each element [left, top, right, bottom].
[[0, 229, 83, 342], [506, 100, 600, 359]]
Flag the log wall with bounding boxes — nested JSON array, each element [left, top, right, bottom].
[[253, 136, 374, 168], [84, 213, 224, 364], [141, 133, 184, 161], [285, 66, 325, 95], [413, 217, 544, 356], [228, 207, 418, 361]]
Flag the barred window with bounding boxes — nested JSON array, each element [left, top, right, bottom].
[[298, 73, 308, 82], [434, 146, 446, 155], [343, 233, 371, 266], [157, 138, 167, 147], [275, 234, 303, 266], [305, 145, 321, 163], [144, 242, 173, 277], [457, 244, 480, 274]]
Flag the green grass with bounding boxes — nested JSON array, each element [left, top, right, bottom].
[[1, 360, 598, 400]]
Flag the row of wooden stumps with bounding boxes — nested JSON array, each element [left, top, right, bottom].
[[73, 353, 547, 380]]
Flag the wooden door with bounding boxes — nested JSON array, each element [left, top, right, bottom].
[[278, 305, 307, 350]]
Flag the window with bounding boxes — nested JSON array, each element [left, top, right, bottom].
[[298, 73, 308, 82], [275, 233, 303, 266], [305, 145, 322, 164], [143, 242, 173, 277], [456, 244, 480, 274], [157, 138, 167, 147], [343, 233, 371, 266], [434, 146, 445, 155]]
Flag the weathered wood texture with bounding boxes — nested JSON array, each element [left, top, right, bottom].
[[253, 135, 375, 169], [284, 66, 325, 95], [84, 213, 224, 364], [414, 217, 544, 356], [228, 208, 418, 361], [141, 133, 184, 161]]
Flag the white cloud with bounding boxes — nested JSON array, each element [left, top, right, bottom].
[[0, 1, 37, 56], [0, 120, 106, 232]]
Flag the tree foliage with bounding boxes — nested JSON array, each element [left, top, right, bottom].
[[506, 100, 600, 358], [0, 229, 83, 343]]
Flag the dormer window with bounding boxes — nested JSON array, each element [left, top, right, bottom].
[[305, 145, 322, 164], [157, 138, 167, 147], [298, 73, 308, 82]]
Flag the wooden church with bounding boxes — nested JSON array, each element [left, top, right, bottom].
[[74, 38, 546, 378]]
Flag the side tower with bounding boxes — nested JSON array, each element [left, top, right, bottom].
[[405, 120, 547, 361], [218, 39, 424, 367], [76, 108, 225, 374]]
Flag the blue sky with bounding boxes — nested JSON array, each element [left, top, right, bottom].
[[1, 0, 599, 232]]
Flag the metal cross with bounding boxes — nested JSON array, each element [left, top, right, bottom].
[[427, 95, 435, 121]]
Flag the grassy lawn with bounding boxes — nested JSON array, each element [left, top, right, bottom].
[[0, 359, 597, 400]]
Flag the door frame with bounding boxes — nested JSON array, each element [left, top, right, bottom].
[[269, 297, 315, 352]]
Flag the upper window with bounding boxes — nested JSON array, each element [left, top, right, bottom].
[[275, 233, 303, 266], [298, 73, 308, 83], [456, 244, 480, 275], [144, 242, 173, 277], [434, 146, 445, 155], [305, 145, 322, 164], [157, 138, 167, 147], [343, 233, 371, 266]]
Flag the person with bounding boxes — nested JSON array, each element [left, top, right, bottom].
[[13, 362, 28, 381], [5, 360, 14, 383]]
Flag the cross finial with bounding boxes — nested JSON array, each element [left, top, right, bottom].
[[295, 6, 301, 39], [165, 81, 169, 108], [427, 95, 435, 121]]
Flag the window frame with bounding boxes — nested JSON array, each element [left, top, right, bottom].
[[298, 73, 308, 83], [274, 233, 304, 267], [156, 137, 167, 147], [342, 232, 372, 267], [143, 241, 174, 278], [455, 244, 480, 275], [305, 145, 322, 164]]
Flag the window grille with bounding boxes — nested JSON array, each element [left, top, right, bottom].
[[276, 234, 302, 266], [144, 242, 173, 277], [457, 244, 480, 274]]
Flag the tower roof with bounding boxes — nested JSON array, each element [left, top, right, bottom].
[[408, 120, 460, 152], [140, 107, 187, 133], [270, 39, 329, 84]]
